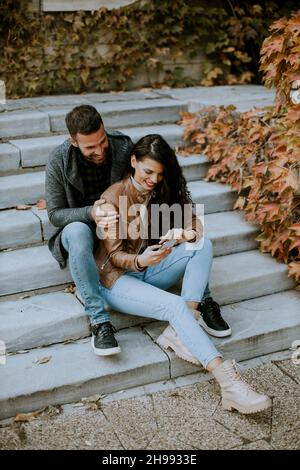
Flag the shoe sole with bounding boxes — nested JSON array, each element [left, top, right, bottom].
[[156, 335, 200, 366], [91, 337, 121, 356], [198, 317, 232, 338], [222, 398, 272, 414]]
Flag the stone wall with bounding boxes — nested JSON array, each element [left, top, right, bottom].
[[26, 0, 206, 91]]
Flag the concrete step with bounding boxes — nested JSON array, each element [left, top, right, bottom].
[[0, 90, 163, 112], [0, 326, 169, 420], [0, 237, 293, 299], [2, 124, 184, 171], [1, 86, 272, 113], [0, 291, 155, 353], [156, 85, 275, 112], [0, 211, 260, 350], [0, 110, 51, 139], [0, 172, 45, 209], [0, 245, 72, 297], [0, 99, 187, 139], [0, 143, 21, 173], [188, 180, 237, 213], [0, 209, 43, 250], [0, 289, 298, 419], [145, 289, 300, 378], [0, 169, 231, 211], [0, 203, 257, 253]]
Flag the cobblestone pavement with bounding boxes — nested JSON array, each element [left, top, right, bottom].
[[0, 351, 299, 450]]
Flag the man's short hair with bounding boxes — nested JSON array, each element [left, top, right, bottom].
[[65, 105, 103, 137]]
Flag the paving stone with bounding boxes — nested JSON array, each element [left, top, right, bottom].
[[272, 396, 300, 434], [273, 359, 300, 385], [156, 415, 243, 449], [151, 382, 220, 419], [232, 439, 274, 450], [271, 426, 300, 450], [0, 408, 123, 450], [234, 363, 300, 399], [213, 401, 272, 441], [0, 143, 20, 172], [101, 395, 157, 449], [146, 432, 198, 450]]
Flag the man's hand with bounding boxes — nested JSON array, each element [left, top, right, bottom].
[[90, 199, 119, 228], [137, 245, 172, 268]]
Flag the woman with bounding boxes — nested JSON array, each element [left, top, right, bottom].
[[95, 134, 271, 414]]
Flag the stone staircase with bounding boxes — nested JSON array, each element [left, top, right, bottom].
[[0, 85, 299, 420]]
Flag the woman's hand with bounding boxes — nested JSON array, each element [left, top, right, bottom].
[[159, 228, 196, 245], [137, 245, 172, 268]]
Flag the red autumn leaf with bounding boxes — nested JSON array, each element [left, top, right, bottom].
[[288, 262, 300, 281]]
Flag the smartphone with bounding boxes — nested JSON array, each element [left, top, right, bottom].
[[159, 239, 178, 249]]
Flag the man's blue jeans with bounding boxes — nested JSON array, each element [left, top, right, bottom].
[[61, 222, 110, 326], [61, 221, 213, 328]]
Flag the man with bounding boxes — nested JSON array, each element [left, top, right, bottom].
[[46, 105, 134, 357], [46, 105, 230, 359]]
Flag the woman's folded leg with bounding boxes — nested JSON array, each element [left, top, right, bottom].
[[100, 274, 222, 369]]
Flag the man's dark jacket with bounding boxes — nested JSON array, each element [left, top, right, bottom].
[[45, 129, 133, 268]]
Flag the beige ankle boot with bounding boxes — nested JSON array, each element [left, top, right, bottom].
[[156, 325, 201, 366], [212, 359, 272, 414]]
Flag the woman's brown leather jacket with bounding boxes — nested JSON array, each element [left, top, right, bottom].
[[95, 176, 203, 289]]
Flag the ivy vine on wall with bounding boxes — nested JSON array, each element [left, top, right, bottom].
[[0, 0, 297, 98]]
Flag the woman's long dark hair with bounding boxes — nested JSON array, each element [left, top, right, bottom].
[[122, 134, 193, 207], [122, 134, 194, 242]]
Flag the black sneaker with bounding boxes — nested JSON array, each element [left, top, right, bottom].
[[198, 297, 231, 337], [91, 322, 121, 356]]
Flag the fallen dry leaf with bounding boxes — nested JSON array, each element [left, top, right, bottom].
[[81, 394, 102, 404], [14, 408, 46, 422], [63, 339, 76, 345], [36, 199, 47, 210], [64, 284, 76, 294], [7, 350, 30, 356], [33, 356, 52, 365], [16, 204, 32, 211]]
